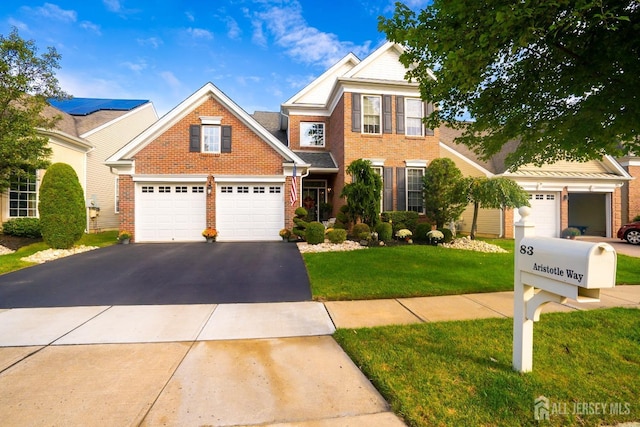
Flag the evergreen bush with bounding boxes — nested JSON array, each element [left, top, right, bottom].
[[438, 228, 454, 243], [352, 223, 370, 238], [381, 211, 419, 234], [305, 221, 326, 245], [327, 228, 347, 243], [1, 217, 42, 238], [38, 163, 86, 249], [414, 223, 433, 243], [375, 222, 393, 242]]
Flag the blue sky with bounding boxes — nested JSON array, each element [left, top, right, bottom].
[[0, 1, 428, 117]]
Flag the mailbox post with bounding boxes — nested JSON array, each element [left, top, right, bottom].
[[512, 207, 616, 373]]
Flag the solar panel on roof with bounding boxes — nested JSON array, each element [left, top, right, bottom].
[[48, 97, 149, 115]]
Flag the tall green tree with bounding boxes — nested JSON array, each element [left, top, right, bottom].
[[423, 158, 467, 229], [0, 28, 67, 192], [340, 159, 383, 227], [463, 177, 531, 239], [379, 1, 640, 168]]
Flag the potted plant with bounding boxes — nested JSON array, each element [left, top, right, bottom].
[[561, 227, 581, 239], [118, 230, 131, 244], [426, 229, 445, 246], [395, 228, 413, 243], [279, 228, 292, 241], [202, 227, 218, 243]]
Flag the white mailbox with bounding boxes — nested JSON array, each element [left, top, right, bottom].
[[517, 236, 616, 301]]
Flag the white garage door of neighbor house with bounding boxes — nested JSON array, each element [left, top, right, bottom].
[[514, 192, 559, 237], [136, 183, 206, 242], [216, 183, 284, 241]]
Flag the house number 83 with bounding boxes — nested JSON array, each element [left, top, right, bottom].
[[519, 245, 534, 255]]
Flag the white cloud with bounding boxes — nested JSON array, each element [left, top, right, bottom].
[[252, 1, 372, 67], [34, 3, 77, 23], [57, 71, 126, 99], [7, 18, 29, 32], [80, 21, 102, 35], [185, 11, 195, 22], [235, 75, 262, 86], [121, 60, 147, 73], [226, 17, 241, 40], [137, 37, 163, 49], [103, 0, 121, 13], [160, 71, 182, 91], [187, 27, 213, 40]]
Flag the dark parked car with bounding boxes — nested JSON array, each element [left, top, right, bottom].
[[617, 221, 640, 245]]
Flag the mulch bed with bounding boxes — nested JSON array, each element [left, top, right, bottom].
[[0, 234, 42, 251]]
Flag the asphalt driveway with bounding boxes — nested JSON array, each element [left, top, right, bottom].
[[0, 242, 311, 308]]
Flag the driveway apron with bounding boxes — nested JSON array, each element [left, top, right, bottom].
[[0, 242, 311, 308]]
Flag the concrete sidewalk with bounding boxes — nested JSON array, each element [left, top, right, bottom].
[[0, 286, 638, 426]]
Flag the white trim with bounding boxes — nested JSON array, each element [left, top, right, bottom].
[[365, 158, 385, 166], [213, 175, 286, 183], [405, 160, 428, 168], [200, 116, 222, 125], [132, 174, 207, 183]]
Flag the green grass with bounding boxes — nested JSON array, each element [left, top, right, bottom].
[[0, 230, 118, 275], [334, 308, 640, 427], [304, 239, 640, 300]]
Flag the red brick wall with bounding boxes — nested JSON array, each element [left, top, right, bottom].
[[627, 164, 640, 222], [120, 97, 289, 235]]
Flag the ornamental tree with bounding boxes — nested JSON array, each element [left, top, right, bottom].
[[340, 159, 383, 227], [0, 28, 67, 192], [39, 163, 86, 249], [379, 1, 640, 168], [422, 158, 467, 229], [463, 177, 531, 239]]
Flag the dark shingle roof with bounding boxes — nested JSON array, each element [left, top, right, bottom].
[[294, 151, 338, 170], [251, 111, 288, 144]]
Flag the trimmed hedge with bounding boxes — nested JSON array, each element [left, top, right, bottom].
[[414, 223, 433, 243], [38, 163, 86, 249], [381, 211, 419, 234], [438, 228, 454, 243], [374, 222, 393, 242], [327, 228, 347, 243], [305, 221, 326, 245], [1, 217, 42, 238], [352, 223, 370, 239]]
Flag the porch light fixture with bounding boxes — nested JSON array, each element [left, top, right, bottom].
[[207, 183, 212, 195]]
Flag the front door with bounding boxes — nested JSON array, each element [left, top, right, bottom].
[[302, 180, 327, 222]]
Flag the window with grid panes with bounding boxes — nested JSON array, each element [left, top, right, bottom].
[[407, 168, 424, 213], [362, 95, 381, 134]]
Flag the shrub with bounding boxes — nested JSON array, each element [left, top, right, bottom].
[[633, 214, 640, 222], [294, 206, 308, 217], [335, 205, 351, 230], [352, 223, 370, 238], [438, 228, 454, 243], [39, 163, 86, 249], [375, 222, 393, 242], [561, 227, 581, 238], [414, 223, 433, 243], [327, 228, 347, 244], [293, 207, 309, 238], [381, 211, 419, 234], [1, 217, 42, 238], [305, 221, 326, 245]]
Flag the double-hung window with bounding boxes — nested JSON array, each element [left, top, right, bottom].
[[405, 98, 424, 136], [300, 122, 325, 147], [202, 125, 221, 153], [407, 168, 425, 213], [362, 95, 381, 134], [9, 173, 37, 217]]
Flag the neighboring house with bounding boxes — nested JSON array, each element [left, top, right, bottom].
[[49, 98, 158, 231], [0, 105, 93, 223], [617, 154, 640, 224], [0, 98, 157, 232], [439, 125, 633, 238], [257, 41, 439, 223], [105, 83, 308, 242]]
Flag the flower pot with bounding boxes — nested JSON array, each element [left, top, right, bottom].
[[120, 238, 130, 245], [206, 237, 216, 243]]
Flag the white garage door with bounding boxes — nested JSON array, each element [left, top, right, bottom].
[[136, 183, 206, 242], [514, 192, 559, 237], [216, 183, 284, 241]]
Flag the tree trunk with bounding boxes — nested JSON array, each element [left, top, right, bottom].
[[470, 201, 479, 240]]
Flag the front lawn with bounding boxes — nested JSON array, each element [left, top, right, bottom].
[[335, 307, 640, 426], [0, 231, 118, 275], [304, 240, 640, 301]]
